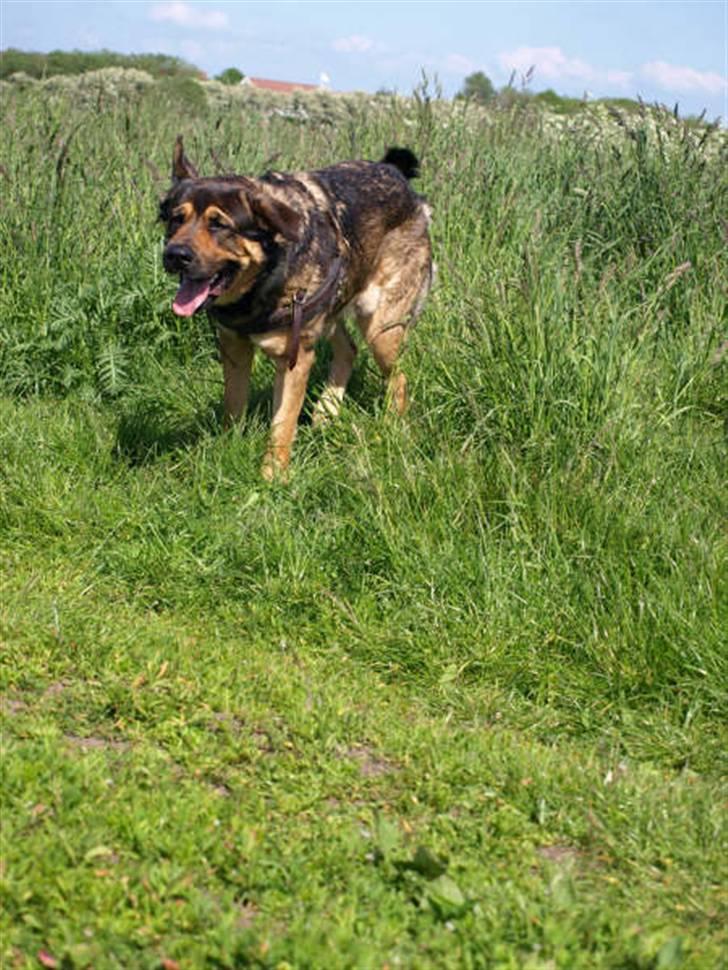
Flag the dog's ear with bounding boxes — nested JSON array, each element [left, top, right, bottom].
[[249, 190, 302, 242], [172, 135, 199, 183]]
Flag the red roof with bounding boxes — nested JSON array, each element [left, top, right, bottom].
[[245, 77, 318, 94]]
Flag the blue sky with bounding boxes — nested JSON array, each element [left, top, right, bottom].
[[2, 1, 726, 119]]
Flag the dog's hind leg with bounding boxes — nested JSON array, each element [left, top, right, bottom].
[[354, 221, 432, 416], [312, 320, 358, 427], [355, 273, 430, 416], [219, 328, 254, 428], [262, 345, 316, 480], [363, 318, 409, 416]]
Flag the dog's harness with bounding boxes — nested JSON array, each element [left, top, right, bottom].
[[212, 256, 344, 370]]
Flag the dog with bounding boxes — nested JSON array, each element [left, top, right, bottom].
[[160, 136, 433, 478]]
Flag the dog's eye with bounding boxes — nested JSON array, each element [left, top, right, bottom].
[[208, 217, 231, 232]]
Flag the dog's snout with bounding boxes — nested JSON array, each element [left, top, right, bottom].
[[163, 243, 194, 274]]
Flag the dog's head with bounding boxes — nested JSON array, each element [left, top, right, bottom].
[[159, 136, 302, 317]]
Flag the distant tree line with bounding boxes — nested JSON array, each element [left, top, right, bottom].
[[457, 71, 496, 104], [216, 67, 245, 86], [0, 48, 203, 80], [0, 52, 699, 122], [457, 70, 650, 117]]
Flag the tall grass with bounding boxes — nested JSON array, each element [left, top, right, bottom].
[[1, 81, 726, 967]]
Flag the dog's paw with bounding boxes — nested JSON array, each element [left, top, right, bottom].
[[312, 384, 348, 428], [261, 449, 290, 483], [386, 372, 409, 416]]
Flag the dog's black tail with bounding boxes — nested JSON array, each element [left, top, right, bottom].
[[382, 147, 420, 180]]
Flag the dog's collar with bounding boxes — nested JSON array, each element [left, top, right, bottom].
[[212, 256, 344, 369]]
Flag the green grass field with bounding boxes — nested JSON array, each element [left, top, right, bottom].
[[1, 80, 727, 968]]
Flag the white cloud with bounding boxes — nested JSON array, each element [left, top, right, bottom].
[[606, 70, 633, 87], [498, 46, 594, 82], [149, 2, 228, 30], [641, 61, 726, 95], [443, 53, 476, 77], [332, 35, 375, 54], [332, 38, 475, 83]]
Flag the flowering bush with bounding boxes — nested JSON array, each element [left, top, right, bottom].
[[4, 68, 724, 160]]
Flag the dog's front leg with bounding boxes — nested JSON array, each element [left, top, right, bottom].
[[262, 346, 316, 480], [218, 327, 254, 428]]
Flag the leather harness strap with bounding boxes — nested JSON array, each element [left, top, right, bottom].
[[288, 290, 306, 370], [284, 255, 343, 369], [212, 256, 344, 371]]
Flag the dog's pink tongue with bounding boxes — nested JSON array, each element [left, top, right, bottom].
[[172, 277, 212, 317]]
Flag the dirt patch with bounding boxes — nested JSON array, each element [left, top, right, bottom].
[[236, 900, 258, 930], [341, 744, 396, 778], [43, 681, 71, 698], [210, 711, 275, 754], [0, 696, 28, 716], [536, 844, 584, 866], [207, 711, 246, 734], [1, 681, 73, 717], [325, 795, 369, 811], [207, 713, 275, 753], [64, 734, 131, 751]]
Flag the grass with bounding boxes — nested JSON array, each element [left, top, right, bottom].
[[1, 83, 727, 968]]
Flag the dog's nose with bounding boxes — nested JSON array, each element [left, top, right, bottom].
[[163, 243, 194, 273]]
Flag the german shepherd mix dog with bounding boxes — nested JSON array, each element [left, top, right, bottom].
[[160, 137, 433, 478]]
